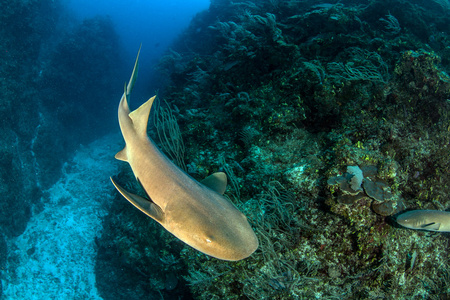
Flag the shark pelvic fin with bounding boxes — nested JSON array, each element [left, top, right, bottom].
[[110, 177, 164, 223], [115, 147, 128, 162], [201, 172, 228, 195], [129, 96, 156, 138]]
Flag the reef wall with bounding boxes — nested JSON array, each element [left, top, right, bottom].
[[0, 2, 123, 293], [97, 0, 450, 298]]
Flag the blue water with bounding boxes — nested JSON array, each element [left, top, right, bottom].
[[67, 0, 209, 98], [67, 0, 209, 57]]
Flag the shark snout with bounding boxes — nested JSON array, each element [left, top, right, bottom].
[[203, 228, 258, 261]]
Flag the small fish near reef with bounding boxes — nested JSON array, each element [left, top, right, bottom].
[[110, 46, 258, 261], [396, 210, 450, 232]]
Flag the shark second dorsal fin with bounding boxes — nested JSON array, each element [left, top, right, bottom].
[[110, 177, 164, 223], [129, 96, 156, 138], [201, 172, 228, 195]]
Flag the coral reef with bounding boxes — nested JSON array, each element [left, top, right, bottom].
[[113, 0, 450, 298], [31, 0, 448, 298]]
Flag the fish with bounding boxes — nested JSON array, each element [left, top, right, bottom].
[[110, 46, 258, 261], [396, 210, 450, 232]]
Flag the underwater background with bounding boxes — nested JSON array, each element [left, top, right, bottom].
[[1, 0, 450, 299]]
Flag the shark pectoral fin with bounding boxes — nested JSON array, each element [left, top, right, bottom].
[[422, 222, 440, 230], [115, 147, 128, 162], [110, 177, 164, 223], [201, 172, 228, 195]]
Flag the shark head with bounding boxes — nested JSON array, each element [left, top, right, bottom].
[[396, 211, 426, 229], [164, 183, 259, 260]]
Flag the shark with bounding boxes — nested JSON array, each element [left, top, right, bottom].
[[396, 210, 450, 232], [110, 47, 258, 261]]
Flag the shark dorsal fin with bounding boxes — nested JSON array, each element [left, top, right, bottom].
[[129, 96, 156, 138], [201, 172, 228, 195], [110, 177, 164, 223]]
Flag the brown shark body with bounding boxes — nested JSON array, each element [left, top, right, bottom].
[[111, 47, 258, 261]]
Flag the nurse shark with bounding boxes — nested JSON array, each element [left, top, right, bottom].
[[111, 47, 258, 261]]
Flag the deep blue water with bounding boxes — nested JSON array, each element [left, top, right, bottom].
[[67, 0, 209, 59], [66, 0, 209, 100]]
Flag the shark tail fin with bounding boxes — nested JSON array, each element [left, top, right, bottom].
[[124, 45, 155, 139], [126, 43, 141, 98], [129, 96, 156, 138]]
